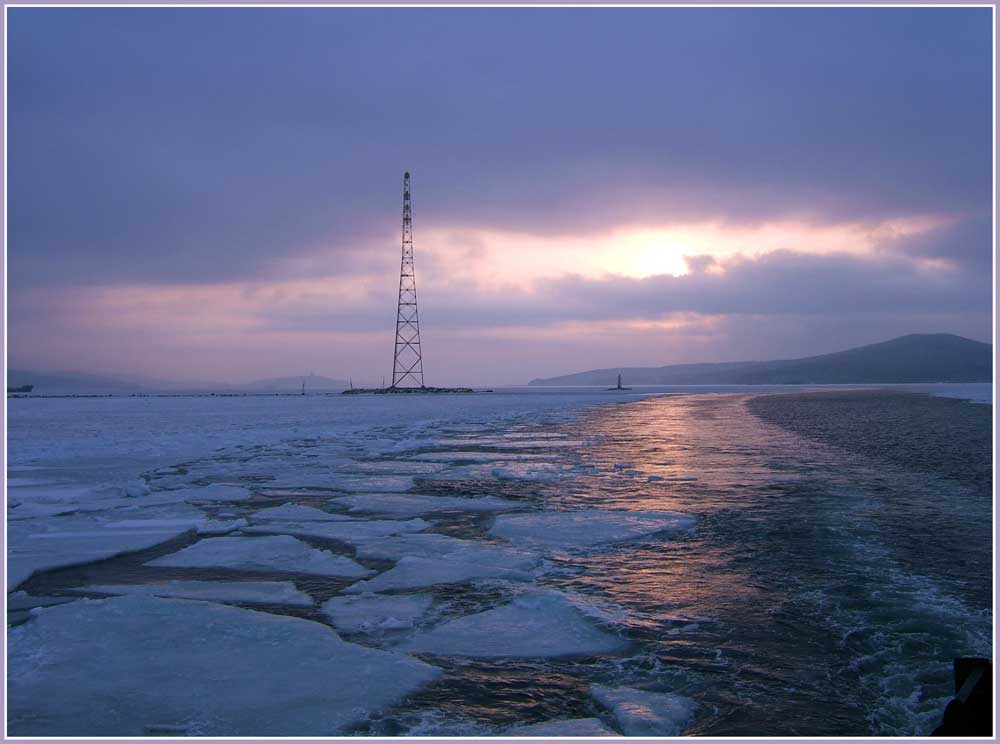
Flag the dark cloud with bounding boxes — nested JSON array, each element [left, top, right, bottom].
[[8, 7, 992, 287], [883, 213, 993, 272], [259, 248, 990, 333]]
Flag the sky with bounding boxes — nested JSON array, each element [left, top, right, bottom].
[[6, 7, 994, 386]]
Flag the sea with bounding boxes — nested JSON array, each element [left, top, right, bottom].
[[5, 383, 993, 736]]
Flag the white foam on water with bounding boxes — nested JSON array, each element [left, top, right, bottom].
[[330, 493, 524, 517], [147, 535, 372, 578], [589, 685, 695, 736], [7, 595, 441, 736], [71, 580, 314, 607], [322, 593, 434, 633], [489, 509, 696, 550], [398, 590, 627, 658]]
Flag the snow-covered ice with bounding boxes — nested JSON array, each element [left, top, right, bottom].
[[330, 492, 523, 517], [250, 503, 354, 522], [490, 509, 695, 550], [71, 580, 314, 606], [590, 685, 695, 736], [506, 718, 619, 736], [147, 535, 372, 578], [398, 590, 627, 658], [322, 593, 434, 633], [7, 595, 441, 736]]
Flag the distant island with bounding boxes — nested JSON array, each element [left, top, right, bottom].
[[529, 334, 993, 386]]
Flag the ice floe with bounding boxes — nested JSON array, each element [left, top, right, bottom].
[[170, 484, 251, 503], [259, 472, 342, 490], [348, 532, 536, 566], [243, 518, 430, 542], [589, 685, 695, 736], [490, 509, 695, 550], [490, 462, 574, 482], [7, 595, 441, 735], [345, 554, 539, 593], [147, 535, 372, 578], [328, 474, 416, 493], [250, 503, 354, 522], [344, 460, 448, 475], [398, 590, 627, 658], [7, 592, 78, 611], [506, 718, 619, 736], [71, 580, 313, 606], [104, 514, 247, 535], [408, 451, 550, 463], [322, 593, 433, 633], [8, 516, 201, 591], [330, 492, 523, 517]]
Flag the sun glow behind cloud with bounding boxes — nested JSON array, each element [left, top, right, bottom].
[[8, 203, 978, 386], [416, 213, 949, 285]]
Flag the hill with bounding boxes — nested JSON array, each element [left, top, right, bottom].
[[528, 334, 993, 386]]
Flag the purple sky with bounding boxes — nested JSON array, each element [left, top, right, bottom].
[[7, 7, 993, 386]]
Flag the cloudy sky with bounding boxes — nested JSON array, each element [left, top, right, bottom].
[[7, 7, 993, 386]]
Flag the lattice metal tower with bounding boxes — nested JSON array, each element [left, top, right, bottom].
[[391, 172, 425, 388]]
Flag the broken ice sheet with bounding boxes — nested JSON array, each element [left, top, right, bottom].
[[7, 595, 440, 736], [398, 590, 627, 658], [147, 535, 372, 578], [344, 554, 540, 593], [70, 580, 314, 607], [322, 593, 433, 633], [329, 492, 523, 517], [590, 685, 696, 736], [250, 503, 354, 522], [505, 718, 619, 736], [489, 509, 695, 550], [242, 517, 430, 542]]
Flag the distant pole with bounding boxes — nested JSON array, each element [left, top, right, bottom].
[[391, 171, 426, 388]]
